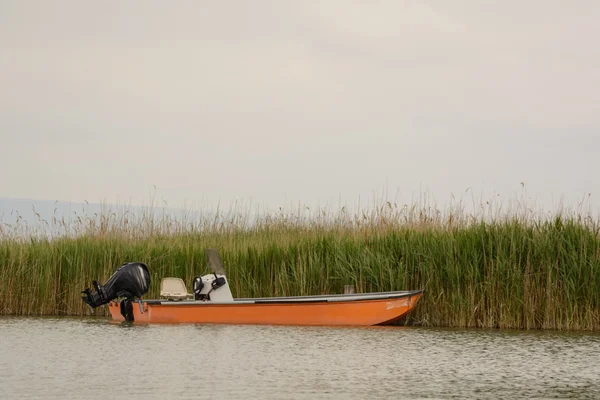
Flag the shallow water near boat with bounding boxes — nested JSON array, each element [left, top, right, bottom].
[[1, 317, 599, 399]]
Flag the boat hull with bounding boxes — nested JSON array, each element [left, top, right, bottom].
[[107, 290, 423, 326]]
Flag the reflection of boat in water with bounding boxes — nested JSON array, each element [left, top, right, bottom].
[[82, 249, 423, 326]]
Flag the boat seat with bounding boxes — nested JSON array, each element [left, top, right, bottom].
[[160, 277, 193, 301]]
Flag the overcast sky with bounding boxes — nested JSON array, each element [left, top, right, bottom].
[[1, 1, 599, 214]]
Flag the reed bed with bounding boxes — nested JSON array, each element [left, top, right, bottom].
[[1, 198, 599, 331]]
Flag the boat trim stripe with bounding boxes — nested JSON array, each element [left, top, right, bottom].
[[139, 290, 423, 306]]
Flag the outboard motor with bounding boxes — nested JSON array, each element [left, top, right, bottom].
[[82, 262, 151, 321]]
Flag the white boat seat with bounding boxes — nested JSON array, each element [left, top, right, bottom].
[[160, 277, 192, 300]]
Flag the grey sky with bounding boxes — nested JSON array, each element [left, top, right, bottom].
[[1, 1, 599, 213]]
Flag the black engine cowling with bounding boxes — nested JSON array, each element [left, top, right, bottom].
[[82, 262, 151, 308]]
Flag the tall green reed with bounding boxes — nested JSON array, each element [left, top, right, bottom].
[[0, 197, 598, 330]]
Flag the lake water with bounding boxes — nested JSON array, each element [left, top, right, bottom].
[[0, 318, 599, 399]]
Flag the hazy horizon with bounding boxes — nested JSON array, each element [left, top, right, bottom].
[[2, 1, 599, 214]]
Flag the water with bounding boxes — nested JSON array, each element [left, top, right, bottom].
[[0, 318, 599, 399]]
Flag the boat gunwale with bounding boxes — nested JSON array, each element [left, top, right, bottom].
[[135, 289, 423, 306]]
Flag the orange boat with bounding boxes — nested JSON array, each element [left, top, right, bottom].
[[105, 290, 423, 326], [83, 249, 423, 326]]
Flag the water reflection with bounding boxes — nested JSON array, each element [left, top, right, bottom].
[[0, 318, 598, 399]]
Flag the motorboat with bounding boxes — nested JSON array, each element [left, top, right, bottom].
[[82, 249, 423, 326]]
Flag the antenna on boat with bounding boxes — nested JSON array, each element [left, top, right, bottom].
[[205, 248, 226, 275]]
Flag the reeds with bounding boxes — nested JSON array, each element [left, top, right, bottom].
[[1, 197, 599, 330]]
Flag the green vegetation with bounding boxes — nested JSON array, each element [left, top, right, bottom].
[[1, 201, 599, 330]]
